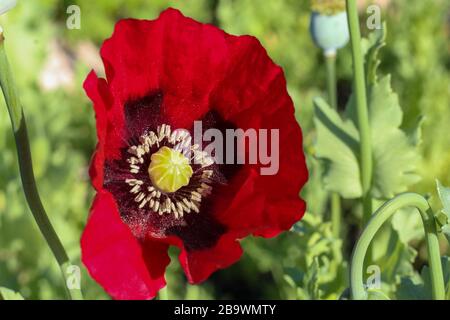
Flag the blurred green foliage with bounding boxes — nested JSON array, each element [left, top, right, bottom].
[[0, 0, 449, 299]]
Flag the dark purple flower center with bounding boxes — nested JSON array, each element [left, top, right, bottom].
[[103, 92, 241, 250]]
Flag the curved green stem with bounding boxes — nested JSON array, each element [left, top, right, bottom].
[[350, 193, 445, 300], [0, 32, 83, 300], [346, 0, 373, 226], [325, 52, 342, 238]]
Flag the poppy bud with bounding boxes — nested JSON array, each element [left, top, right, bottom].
[[309, 0, 349, 55]]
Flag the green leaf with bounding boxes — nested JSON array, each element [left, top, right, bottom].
[[305, 258, 321, 300], [367, 289, 390, 300], [361, 22, 387, 85], [370, 223, 417, 284], [367, 75, 421, 198], [313, 97, 361, 198], [397, 257, 450, 300], [436, 180, 450, 243], [283, 260, 321, 300], [0, 287, 24, 300], [286, 214, 348, 299], [396, 274, 428, 300], [406, 116, 425, 147], [392, 206, 423, 243], [301, 156, 331, 218]]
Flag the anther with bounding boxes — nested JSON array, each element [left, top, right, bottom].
[[135, 192, 145, 202]]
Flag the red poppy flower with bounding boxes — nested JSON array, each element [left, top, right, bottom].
[[81, 8, 308, 300]]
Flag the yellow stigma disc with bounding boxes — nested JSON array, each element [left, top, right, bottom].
[[148, 146, 193, 193]]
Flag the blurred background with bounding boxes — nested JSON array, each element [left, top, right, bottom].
[[0, 0, 449, 299]]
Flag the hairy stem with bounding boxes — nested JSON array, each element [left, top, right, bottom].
[[346, 0, 373, 226], [0, 32, 82, 300], [325, 52, 342, 238], [350, 193, 445, 300]]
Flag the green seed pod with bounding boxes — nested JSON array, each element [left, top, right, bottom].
[[309, 10, 350, 55]]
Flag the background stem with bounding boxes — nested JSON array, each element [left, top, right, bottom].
[[325, 53, 338, 110], [346, 0, 373, 226], [325, 52, 342, 238], [331, 193, 341, 238], [350, 193, 445, 300], [0, 32, 82, 300]]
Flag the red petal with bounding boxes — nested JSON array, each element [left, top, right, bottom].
[[211, 52, 308, 237], [100, 8, 229, 129], [83, 71, 125, 188], [253, 198, 306, 238], [177, 233, 243, 284], [211, 35, 284, 120], [214, 168, 266, 236], [83, 71, 106, 190], [81, 190, 170, 300], [257, 103, 309, 197], [214, 166, 305, 239]]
